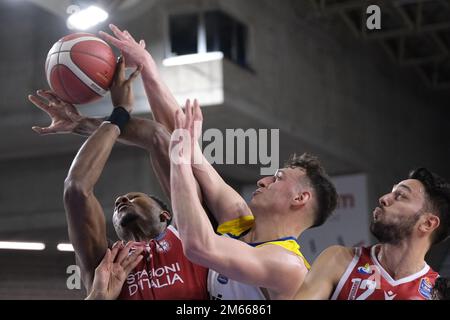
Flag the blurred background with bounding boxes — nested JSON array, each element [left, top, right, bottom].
[[0, 0, 449, 299]]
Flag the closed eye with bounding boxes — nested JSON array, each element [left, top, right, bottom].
[[394, 192, 407, 200]]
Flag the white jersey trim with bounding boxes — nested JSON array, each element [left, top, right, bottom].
[[167, 225, 180, 239], [370, 245, 430, 286], [330, 247, 362, 300]]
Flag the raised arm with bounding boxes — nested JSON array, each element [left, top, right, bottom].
[[189, 100, 252, 224], [169, 101, 306, 298], [64, 121, 119, 292], [100, 25, 249, 223], [62, 58, 140, 291], [99, 24, 179, 132], [29, 92, 172, 199], [294, 245, 352, 300]]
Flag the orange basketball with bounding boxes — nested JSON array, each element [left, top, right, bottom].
[[45, 33, 116, 105]]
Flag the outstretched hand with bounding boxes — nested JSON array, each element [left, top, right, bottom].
[[169, 99, 203, 165], [28, 90, 84, 135], [109, 55, 142, 113], [86, 241, 143, 300], [99, 24, 150, 69]]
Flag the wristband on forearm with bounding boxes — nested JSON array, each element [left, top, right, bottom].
[[106, 107, 130, 134]]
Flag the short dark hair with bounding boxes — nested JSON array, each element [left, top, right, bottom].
[[149, 195, 172, 225], [409, 168, 450, 245], [432, 277, 450, 300], [285, 153, 337, 228]]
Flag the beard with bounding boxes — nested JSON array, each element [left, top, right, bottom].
[[370, 210, 422, 245]]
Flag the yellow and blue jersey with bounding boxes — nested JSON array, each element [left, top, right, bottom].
[[208, 215, 310, 300]]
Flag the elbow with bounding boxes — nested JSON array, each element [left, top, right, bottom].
[[63, 177, 91, 203], [182, 239, 202, 262], [150, 124, 170, 152], [182, 237, 213, 264]]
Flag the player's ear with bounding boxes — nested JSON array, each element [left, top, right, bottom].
[[418, 213, 440, 234], [160, 211, 171, 222], [292, 191, 311, 208]]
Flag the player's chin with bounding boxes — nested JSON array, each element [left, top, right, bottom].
[[120, 212, 139, 227]]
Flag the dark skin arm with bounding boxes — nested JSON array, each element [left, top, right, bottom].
[[28, 92, 172, 199], [62, 57, 141, 292]]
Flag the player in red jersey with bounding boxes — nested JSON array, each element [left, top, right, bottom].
[[295, 168, 450, 300], [29, 57, 208, 300]]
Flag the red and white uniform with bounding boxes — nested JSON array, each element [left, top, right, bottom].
[[331, 245, 439, 300], [118, 225, 209, 300]]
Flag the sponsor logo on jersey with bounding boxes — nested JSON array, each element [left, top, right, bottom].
[[357, 263, 372, 275], [217, 274, 228, 285], [156, 240, 171, 253], [384, 290, 397, 300], [418, 277, 433, 300]]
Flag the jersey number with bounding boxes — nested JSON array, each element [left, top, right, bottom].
[[350, 278, 376, 300]]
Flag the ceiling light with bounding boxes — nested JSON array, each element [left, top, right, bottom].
[[0, 241, 45, 251], [67, 6, 108, 30]]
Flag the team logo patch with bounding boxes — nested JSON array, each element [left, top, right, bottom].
[[156, 240, 171, 253], [217, 274, 228, 285], [357, 263, 372, 275], [418, 277, 433, 300]]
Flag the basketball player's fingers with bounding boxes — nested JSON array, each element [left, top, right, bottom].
[[109, 244, 120, 262], [125, 65, 143, 85], [28, 95, 51, 113], [185, 99, 193, 129], [193, 99, 203, 122], [40, 89, 60, 99], [101, 248, 112, 267], [126, 255, 143, 273], [98, 31, 124, 50], [123, 30, 137, 43], [111, 240, 121, 248], [31, 126, 54, 135], [113, 56, 126, 83], [36, 90, 60, 105], [174, 109, 183, 129], [116, 241, 134, 264], [123, 251, 143, 273], [122, 246, 143, 268], [139, 40, 146, 48], [109, 24, 129, 41]]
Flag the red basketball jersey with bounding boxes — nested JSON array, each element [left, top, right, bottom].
[[331, 245, 439, 300], [118, 225, 209, 300]]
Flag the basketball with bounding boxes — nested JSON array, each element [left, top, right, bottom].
[[45, 33, 116, 105]]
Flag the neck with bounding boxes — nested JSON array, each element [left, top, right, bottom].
[[376, 240, 428, 280], [128, 224, 163, 242], [243, 208, 307, 243]]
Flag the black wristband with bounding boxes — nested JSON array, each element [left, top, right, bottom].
[[106, 107, 130, 133]]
